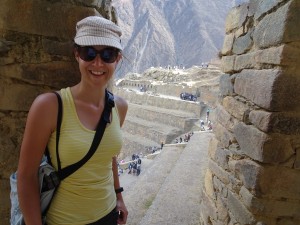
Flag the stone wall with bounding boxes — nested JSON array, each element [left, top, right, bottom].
[[0, 1, 115, 223], [201, 1, 300, 225], [114, 88, 201, 116]]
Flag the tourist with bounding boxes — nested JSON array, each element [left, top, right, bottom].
[[17, 16, 128, 225]]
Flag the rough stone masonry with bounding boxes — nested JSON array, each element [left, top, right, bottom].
[[200, 1, 300, 225], [0, 1, 115, 224], [0, 0, 299, 225]]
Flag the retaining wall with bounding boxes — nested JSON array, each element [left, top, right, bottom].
[[200, 1, 300, 224], [0, 1, 114, 223]]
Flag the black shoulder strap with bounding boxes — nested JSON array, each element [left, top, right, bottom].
[[45, 92, 62, 166], [53, 92, 63, 171], [57, 89, 115, 180]]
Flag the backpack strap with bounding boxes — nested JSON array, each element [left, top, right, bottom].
[[45, 92, 62, 168]]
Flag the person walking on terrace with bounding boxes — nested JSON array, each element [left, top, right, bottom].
[[17, 16, 128, 225]]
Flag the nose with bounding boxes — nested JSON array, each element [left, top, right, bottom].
[[92, 54, 105, 66]]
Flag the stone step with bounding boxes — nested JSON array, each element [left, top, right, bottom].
[[128, 103, 199, 132], [121, 144, 186, 225], [137, 132, 213, 225], [123, 116, 182, 144]]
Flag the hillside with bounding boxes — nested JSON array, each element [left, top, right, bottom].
[[113, 0, 248, 77]]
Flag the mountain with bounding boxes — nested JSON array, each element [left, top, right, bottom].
[[113, 0, 249, 78]]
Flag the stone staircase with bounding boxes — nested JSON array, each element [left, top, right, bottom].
[[121, 131, 213, 225]]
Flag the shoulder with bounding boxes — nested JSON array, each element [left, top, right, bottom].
[[28, 92, 60, 131], [31, 92, 59, 113], [113, 95, 128, 127], [114, 95, 128, 110]]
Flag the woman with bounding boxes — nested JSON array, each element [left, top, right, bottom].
[[17, 16, 128, 225]]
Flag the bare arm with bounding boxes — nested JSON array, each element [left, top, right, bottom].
[[17, 93, 58, 225], [114, 95, 128, 127], [112, 95, 128, 224], [112, 156, 128, 224]]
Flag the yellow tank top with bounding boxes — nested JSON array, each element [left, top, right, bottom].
[[46, 87, 122, 225]]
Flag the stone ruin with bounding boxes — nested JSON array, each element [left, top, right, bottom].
[[113, 65, 221, 159], [0, 1, 117, 223], [0, 0, 299, 225], [201, 1, 300, 224]]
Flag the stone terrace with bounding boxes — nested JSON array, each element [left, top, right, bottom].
[[114, 88, 203, 159]]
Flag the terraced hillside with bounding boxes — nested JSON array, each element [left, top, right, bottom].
[[114, 66, 221, 159], [114, 88, 202, 159]]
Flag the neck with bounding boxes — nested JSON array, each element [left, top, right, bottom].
[[70, 84, 106, 107]]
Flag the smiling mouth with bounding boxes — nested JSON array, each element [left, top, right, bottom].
[[90, 70, 105, 76]]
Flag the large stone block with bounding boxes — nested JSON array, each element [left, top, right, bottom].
[[249, 110, 272, 132], [221, 55, 236, 74], [234, 69, 278, 110], [209, 160, 230, 186], [214, 122, 236, 148], [250, 110, 300, 135], [277, 218, 300, 225], [219, 74, 234, 96], [213, 176, 228, 198], [296, 148, 300, 170], [231, 159, 300, 207], [0, 178, 10, 225], [225, 4, 249, 33], [234, 122, 294, 163], [227, 190, 255, 224], [259, 166, 300, 200], [210, 147, 231, 171], [223, 96, 251, 121], [0, 112, 26, 176], [0, 78, 44, 111], [256, 44, 300, 67], [234, 69, 300, 111], [250, 0, 287, 21], [216, 194, 229, 222], [0, 61, 79, 89], [240, 186, 300, 219], [253, 0, 300, 48], [200, 191, 218, 225], [0, 0, 100, 40], [215, 104, 238, 132], [42, 39, 74, 57], [232, 30, 253, 55], [221, 33, 235, 55], [234, 51, 257, 71], [21, 62, 80, 88], [229, 159, 261, 192]]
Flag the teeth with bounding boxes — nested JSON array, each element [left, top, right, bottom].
[[91, 71, 104, 75]]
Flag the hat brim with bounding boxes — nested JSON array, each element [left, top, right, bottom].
[[74, 36, 123, 51]]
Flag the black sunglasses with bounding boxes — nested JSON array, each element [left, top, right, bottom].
[[76, 45, 120, 63]]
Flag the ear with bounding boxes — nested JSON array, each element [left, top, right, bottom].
[[116, 52, 122, 64], [74, 48, 80, 62]]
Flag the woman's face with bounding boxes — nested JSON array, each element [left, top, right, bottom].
[[74, 45, 122, 88]]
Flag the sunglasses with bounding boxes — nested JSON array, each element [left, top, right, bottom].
[[76, 45, 119, 63]]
